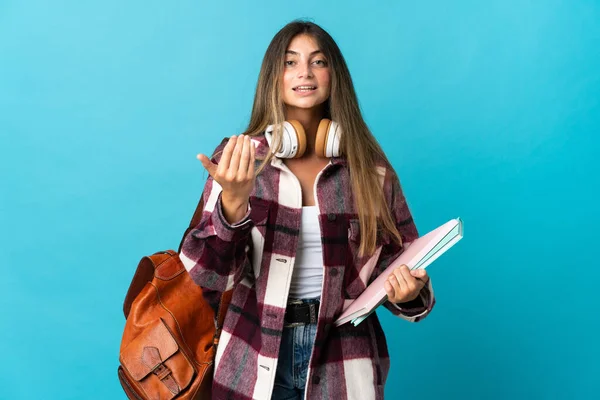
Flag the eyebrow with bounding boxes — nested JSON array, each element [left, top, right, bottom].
[[285, 50, 323, 56]]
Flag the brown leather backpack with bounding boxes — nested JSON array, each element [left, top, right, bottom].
[[117, 195, 233, 400]]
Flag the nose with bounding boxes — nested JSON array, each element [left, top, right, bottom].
[[297, 62, 313, 79]]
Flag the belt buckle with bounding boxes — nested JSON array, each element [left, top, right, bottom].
[[284, 300, 318, 327], [284, 299, 302, 328]]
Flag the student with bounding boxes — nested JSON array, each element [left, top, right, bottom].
[[180, 19, 435, 400]]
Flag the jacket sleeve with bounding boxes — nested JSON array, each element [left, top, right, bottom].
[[179, 138, 254, 296], [370, 167, 436, 323]]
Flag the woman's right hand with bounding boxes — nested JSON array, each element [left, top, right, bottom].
[[197, 135, 256, 224]]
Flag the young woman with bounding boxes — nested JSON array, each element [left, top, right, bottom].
[[180, 20, 435, 400]]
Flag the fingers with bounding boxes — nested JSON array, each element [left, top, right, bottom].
[[384, 280, 394, 298], [202, 135, 256, 179], [387, 268, 407, 301], [218, 136, 237, 176], [238, 135, 252, 178], [399, 265, 420, 293], [387, 265, 426, 303], [410, 268, 429, 286], [198, 135, 256, 203], [248, 137, 256, 177], [228, 136, 244, 178]]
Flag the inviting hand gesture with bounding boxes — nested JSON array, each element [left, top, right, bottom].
[[197, 135, 256, 224], [384, 265, 429, 304]]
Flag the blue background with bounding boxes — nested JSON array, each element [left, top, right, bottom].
[[1, 1, 598, 399]]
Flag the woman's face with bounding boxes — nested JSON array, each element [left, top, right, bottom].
[[281, 34, 331, 111]]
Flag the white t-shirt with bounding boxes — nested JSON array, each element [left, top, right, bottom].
[[288, 206, 324, 299]]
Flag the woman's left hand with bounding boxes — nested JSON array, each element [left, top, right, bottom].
[[384, 265, 429, 304]]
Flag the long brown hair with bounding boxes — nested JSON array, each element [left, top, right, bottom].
[[242, 20, 403, 256]]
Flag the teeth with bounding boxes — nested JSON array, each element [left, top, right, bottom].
[[295, 86, 316, 90]]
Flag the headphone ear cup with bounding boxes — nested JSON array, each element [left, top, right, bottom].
[[266, 120, 306, 158], [326, 120, 342, 157], [265, 124, 275, 148], [315, 119, 331, 158], [287, 120, 306, 158]]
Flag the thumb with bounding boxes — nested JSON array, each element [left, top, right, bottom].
[[197, 154, 216, 177]]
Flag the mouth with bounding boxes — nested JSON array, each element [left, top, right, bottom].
[[293, 85, 317, 93]]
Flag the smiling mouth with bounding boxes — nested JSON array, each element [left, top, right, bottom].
[[293, 86, 317, 92]]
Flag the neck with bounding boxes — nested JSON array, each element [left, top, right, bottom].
[[285, 105, 326, 157]]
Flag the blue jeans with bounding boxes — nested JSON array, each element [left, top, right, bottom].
[[272, 299, 319, 400]]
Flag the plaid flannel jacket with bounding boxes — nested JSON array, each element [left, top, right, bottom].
[[180, 134, 435, 400]]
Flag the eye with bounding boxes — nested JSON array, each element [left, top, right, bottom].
[[313, 59, 328, 66], [284, 60, 295, 66]]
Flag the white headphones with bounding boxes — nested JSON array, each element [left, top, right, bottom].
[[264, 119, 342, 158]]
